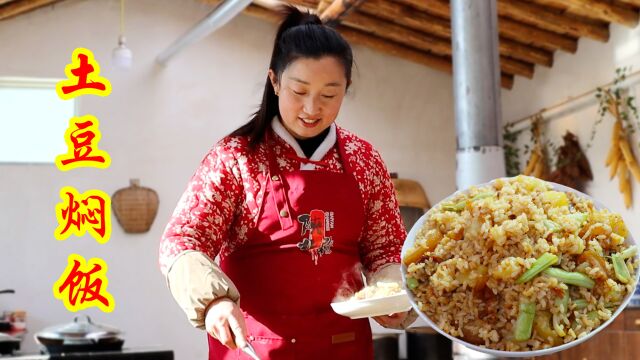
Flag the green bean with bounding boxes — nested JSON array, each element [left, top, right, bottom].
[[442, 200, 466, 212], [543, 268, 595, 289], [514, 302, 536, 341], [573, 299, 589, 310], [516, 253, 558, 284], [621, 246, 637, 259], [442, 192, 495, 212], [612, 253, 631, 284], [471, 192, 495, 202], [406, 277, 419, 290], [543, 219, 561, 233], [567, 212, 588, 225]]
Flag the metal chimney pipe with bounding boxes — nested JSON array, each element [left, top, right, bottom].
[[451, 0, 506, 189], [156, 0, 253, 66]]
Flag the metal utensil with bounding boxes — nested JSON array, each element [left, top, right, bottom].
[[241, 342, 260, 360], [231, 329, 260, 359]]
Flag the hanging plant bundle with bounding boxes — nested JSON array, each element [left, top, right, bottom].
[[503, 123, 522, 177], [522, 114, 548, 179], [547, 131, 593, 192], [604, 90, 640, 208]]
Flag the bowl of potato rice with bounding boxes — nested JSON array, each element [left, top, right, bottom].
[[401, 176, 639, 357]]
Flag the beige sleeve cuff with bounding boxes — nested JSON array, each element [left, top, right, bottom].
[[165, 251, 240, 330]]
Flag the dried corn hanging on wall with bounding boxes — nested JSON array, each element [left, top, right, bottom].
[[604, 90, 640, 208], [523, 114, 548, 179]]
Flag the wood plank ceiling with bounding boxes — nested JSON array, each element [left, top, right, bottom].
[[0, 0, 61, 20], [2, 0, 639, 89], [241, 0, 640, 89]]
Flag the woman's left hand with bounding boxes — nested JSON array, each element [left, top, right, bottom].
[[367, 264, 418, 329], [373, 311, 412, 329]]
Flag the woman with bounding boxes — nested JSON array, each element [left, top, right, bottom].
[[159, 6, 415, 359]]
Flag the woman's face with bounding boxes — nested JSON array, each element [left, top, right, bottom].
[[269, 56, 348, 139]]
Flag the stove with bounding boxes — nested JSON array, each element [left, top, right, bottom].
[[0, 347, 173, 360]]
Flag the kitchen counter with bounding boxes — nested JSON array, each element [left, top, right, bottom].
[[1, 347, 173, 360]]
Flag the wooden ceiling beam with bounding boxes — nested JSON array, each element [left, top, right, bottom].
[[246, 2, 283, 21], [329, 27, 515, 89], [0, 0, 60, 20], [499, 37, 552, 67], [339, 26, 453, 73], [360, 0, 450, 38], [341, 10, 533, 78], [319, 0, 365, 22], [316, 0, 333, 13], [286, 0, 532, 78], [617, 0, 640, 7], [392, 0, 578, 53], [561, 0, 638, 28], [245, 2, 514, 89], [343, 12, 450, 56], [498, 17, 578, 53], [496, 0, 610, 42], [499, 56, 534, 79], [359, 0, 552, 67]]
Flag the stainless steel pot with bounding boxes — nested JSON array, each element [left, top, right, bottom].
[[0, 288, 20, 355], [34, 315, 124, 354], [0, 333, 20, 355]]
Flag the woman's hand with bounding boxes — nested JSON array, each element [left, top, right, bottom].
[[204, 297, 248, 350], [373, 310, 413, 329], [367, 264, 417, 329]]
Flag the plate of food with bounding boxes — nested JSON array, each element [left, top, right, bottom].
[[401, 175, 639, 357], [331, 281, 412, 319]]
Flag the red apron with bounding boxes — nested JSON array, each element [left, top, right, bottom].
[[208, 130, 373, 360]]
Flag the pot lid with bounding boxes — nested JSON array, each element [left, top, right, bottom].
[[0, 333, 20, 343], [36, 315, 121, 341]]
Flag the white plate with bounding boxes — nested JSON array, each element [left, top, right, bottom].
[[401, 177, 640, 358], [330, 291, 412, 319]]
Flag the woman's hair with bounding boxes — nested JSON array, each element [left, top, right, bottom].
[[230, 5, 354, 148]]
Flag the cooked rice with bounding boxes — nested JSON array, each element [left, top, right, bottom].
[[404, 176, 638, 351], [352, 281, 402, 300]]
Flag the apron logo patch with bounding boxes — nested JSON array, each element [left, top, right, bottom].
[[297, 209, 334, 265]]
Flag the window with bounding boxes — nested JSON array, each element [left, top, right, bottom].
[[0, 77, 76, 164]]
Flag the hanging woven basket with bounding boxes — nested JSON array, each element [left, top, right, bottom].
[[112, 179, 159, 234]]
